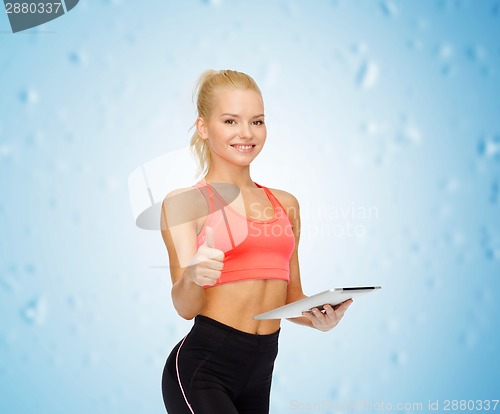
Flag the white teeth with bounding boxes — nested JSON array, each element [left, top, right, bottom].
[[233, 145, 253, 149]]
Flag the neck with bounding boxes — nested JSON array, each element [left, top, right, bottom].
[[203, 165, 256, 189]]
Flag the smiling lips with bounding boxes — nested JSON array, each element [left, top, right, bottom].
[[231, 144, 255, 153]]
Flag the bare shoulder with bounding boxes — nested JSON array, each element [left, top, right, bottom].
[[163, 185, 206, 208], [266, 187, 299, 207], [266, 187, 300, 219], [162, 185, 208, 227]]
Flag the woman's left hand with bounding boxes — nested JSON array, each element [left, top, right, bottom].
[[301, 299, 353, 332]]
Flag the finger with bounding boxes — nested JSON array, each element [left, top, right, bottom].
[[333, 299, 352, 310], [335, 300, 352, 318], [323, 304, 336, 318], [301, 311, 314, 321], [207, 248, 225, 262], [310, 307, 326, 323], [333, 299, 352, 311], [196, 276, 215, 287], [339, 299, 353, 311], [204, 226, 215, 248], [207, 258, 224, 270], [203, 268, 222, 280]]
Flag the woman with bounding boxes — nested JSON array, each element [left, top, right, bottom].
[[160, 69, 352, 414]]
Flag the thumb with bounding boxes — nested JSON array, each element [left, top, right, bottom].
[[204, 226, 215, 248]]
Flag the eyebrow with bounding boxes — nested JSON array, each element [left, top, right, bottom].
[[220, 113, 265, 118]]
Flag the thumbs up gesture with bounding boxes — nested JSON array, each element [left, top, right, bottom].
[[189, 226, 225, 287]]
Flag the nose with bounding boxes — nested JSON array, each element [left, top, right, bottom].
[[238, 123, 253, 140]]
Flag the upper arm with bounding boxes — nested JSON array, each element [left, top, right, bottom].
[[160, 187, 207, 285], [269, 189, 305, 303]]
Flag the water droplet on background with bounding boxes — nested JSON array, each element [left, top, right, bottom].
[[357, 60, 379, 89], [390, 350, 407, 365], [466, 44, 487, 62], [351, 41, 368, 55], [69, 322, 85, 337], [425, 275, 442, 289], [407, 38, 424, 51], [48, 352, 63, 368], [19, 88, 39, 105], [437, 42, 454, 60], [105, 175, 121, 192], [380, 0, 398, 17], [0, 333, 17, 374], [0, 143, 13, 160], [201, 0, 222, 6], [24, 129, 47, 148], [67, 294, 82, 310], [490, 179, 499, 204], [336, 380, 352, 398], [1, 263, 21, 292], [383, 317, 400, 333], [441, 177, 460, 193], [82, 351, 101, 367], [328, 386, 339, 399], [68, 50, 89, 65], [414, 311, 427, 325], [0, 275, 18, 292], [438, 203, 452, 218], [48, 196, 58, 209], [20, 296, 48, 326], [349, 153, 365, 168], [480, 227, 500, 261], [441, 63, 455, 76], [361, 120, 380, 135], [416, 16, 430, 31], [458, 330, 477, 348], [396, 124, 422, 146], [72, 211, 83, 226], [477, 134, 500, 160], [445, 230, 465, 246], [492, 2, 500, 15], [24, 262, 36, 275]]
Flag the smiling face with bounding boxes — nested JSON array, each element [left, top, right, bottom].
[[197, 88, 266, 169]]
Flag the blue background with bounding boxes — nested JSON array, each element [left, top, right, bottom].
[[1, 0, 499, 413]]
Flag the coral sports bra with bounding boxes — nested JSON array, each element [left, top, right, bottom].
[[193, 179, 295, 289]]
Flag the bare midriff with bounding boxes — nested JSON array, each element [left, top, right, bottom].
[[199, 278, 288, 335]]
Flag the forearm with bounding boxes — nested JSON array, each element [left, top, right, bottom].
[[285, 292, 315, 328], [286, 315, 315, 328], [171, 268, 205, 320]]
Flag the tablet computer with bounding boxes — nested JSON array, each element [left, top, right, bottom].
[[253, 286, 381, 320]]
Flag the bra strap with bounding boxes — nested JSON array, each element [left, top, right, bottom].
[[194, 182, 214, 214], [195, 181, 236, 249], [254, 182, 278, 209]]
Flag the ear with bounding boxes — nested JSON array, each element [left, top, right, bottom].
[[196, 117, 209, 140]]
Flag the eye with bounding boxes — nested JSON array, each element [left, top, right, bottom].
[[225, 119, 236, 125], [254, 120, 265, 125]]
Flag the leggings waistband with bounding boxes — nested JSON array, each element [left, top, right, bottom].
[[194, 314, 280, 345]]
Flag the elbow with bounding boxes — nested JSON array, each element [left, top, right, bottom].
[[176, 308, 197, 321], [286, 293, 308, 305], [171, 278, 205, 320], [172, 295, 204, 320]]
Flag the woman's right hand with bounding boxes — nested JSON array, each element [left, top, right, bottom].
[[188, 226, 225, 287]]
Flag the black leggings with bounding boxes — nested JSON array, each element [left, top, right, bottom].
[[162, 315, 280, 414]]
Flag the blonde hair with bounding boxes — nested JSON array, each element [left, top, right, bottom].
[[189, 69, 263, 178]]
